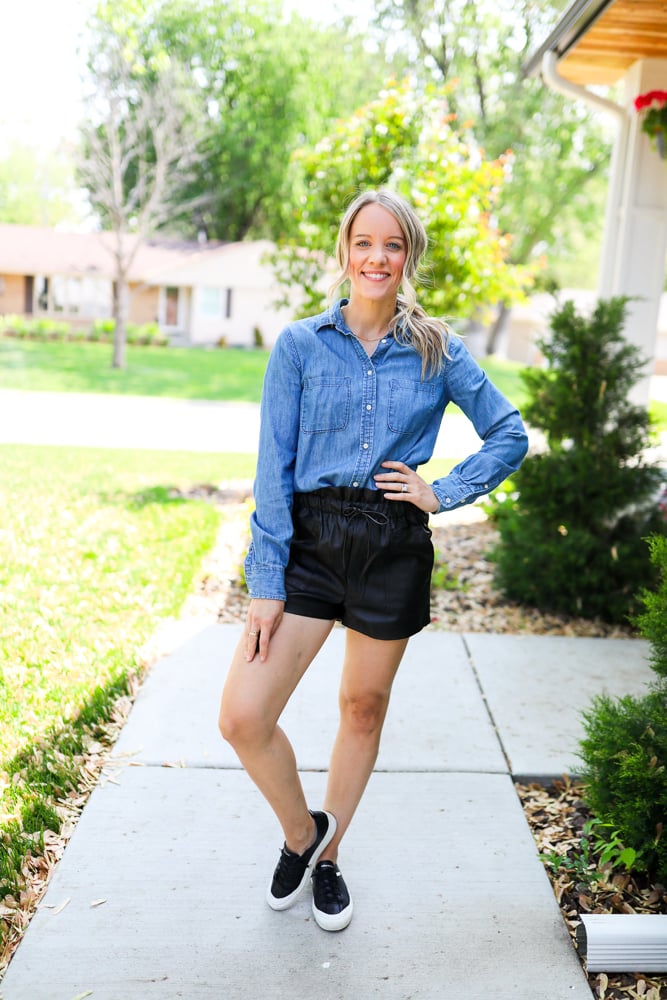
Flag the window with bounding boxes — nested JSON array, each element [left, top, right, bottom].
[[51, 276, 66, 313], [36, 276, 49, 312], [200, 287, 223, 318], [33, 275, 111, 317], [79, 277, 112, 318]]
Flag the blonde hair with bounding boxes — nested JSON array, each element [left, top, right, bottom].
[[327, 188, 451, 376]]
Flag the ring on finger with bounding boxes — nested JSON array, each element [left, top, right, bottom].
[[248, 629, 259, 636], [401, 483, 408, 493]]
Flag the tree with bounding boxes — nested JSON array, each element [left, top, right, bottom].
[[139, 0, 402, 242], [0, 142, 83, 228], [78, 5, 202, 368], [373, 0, 612, 350], [488, 297, 665, 623], [274, 79, 534, 323]]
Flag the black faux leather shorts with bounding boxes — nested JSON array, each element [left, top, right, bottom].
[[284, 487, 434, 640]]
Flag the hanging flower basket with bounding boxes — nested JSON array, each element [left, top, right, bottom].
[[634, 90, 667, 160]]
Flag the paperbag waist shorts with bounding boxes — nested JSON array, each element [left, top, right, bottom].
[[284, 486, 434, 640]]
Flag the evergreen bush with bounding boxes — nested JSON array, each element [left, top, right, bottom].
[[488, 296, 666, 623], [633, 533, 667, 681], [578, 534, 667, 880], [578, 688, 667, 880]]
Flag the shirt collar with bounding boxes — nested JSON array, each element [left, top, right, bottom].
[[314, 298, 351, 336], [315, 298, 403, 340]]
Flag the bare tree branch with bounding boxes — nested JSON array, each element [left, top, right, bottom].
[[77, 44, 202, 368]]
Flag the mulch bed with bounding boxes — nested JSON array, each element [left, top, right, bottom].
[[517, 778, 666, 1000], [2, 493, 665, 996]]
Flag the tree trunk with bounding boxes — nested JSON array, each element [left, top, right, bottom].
[[486, 302, 511, 356], [112, 276, 129, 369]]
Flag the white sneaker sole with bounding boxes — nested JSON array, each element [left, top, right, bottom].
[[312, 897, 354, 932], [266, 811, 337, 911]]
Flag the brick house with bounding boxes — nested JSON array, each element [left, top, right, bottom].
[[0, 224, 301, 348]]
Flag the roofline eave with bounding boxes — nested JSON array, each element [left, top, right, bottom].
[[523, 0, 614, 77]]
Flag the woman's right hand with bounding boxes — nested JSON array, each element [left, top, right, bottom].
[[245, 598, 285, 662]]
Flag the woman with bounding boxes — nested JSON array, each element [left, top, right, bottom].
[[219, 189, 528, 932]]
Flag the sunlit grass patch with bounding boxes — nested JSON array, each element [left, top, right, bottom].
[[0, 444, 255, 937]]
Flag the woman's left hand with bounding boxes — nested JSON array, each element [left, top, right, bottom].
[[374, 461, 440, 513]]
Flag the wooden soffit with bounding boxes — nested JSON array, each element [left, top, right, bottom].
[[525, 0, 667, 86]]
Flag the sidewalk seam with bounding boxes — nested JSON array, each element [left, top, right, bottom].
[[461, 633, 513, 775]]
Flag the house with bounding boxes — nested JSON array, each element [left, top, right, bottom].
[[0, 224, 302, 348], [524, 0, 667, 388]]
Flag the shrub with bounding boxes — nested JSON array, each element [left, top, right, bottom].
[[578, 689, 667, 881], [0, 314, 29, 336], [578, 533, 667, 881], [632, 533, 667, 682], [0, 316, 71, 340], [126, 322, 167, 346], [488, 296, 665, 624], [90, 318, 115, 341]]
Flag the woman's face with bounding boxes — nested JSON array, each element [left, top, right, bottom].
[[347, 203, 407, 307]]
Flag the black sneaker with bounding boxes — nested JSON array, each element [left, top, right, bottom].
[[311, 860, 353, 931], [266, 810, 336, 910]]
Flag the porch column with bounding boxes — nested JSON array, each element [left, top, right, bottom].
[[599, 58, 667, 399]]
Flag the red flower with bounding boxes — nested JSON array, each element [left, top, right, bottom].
[[634, 90, 667, 112]]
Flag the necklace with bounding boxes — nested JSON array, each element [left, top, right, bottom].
[[342, 305, 393, 344], [351, 331, 390, 344]]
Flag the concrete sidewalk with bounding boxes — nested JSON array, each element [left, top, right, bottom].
[[0, 623, 655, 1000], [3, 386, 666, 465], [0, 388, 501, 460]]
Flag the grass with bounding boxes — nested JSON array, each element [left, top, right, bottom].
[[0, 339, 270, 402], [651, 398, 667, 434], [0, 443, 256, 951], [0, 337, 524, 405]]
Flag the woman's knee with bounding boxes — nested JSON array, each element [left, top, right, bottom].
[[339, 689, 389, 737], [218, 697, 272, 749]]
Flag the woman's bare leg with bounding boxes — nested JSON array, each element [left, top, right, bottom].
[[219, 613, 334, 853], [321, 629, 409, 862]]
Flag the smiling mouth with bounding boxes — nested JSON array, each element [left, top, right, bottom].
[[363, 272, 389, 281]]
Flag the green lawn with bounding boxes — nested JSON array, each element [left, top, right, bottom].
[[0, 444, 256, 945], [0, 339, 271, 402], [0, 336, 530, 405]]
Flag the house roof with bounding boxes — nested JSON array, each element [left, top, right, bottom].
[[0, 224, 236, 284], [524, 0, 667, 85]]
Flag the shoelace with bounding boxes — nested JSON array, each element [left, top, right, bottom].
[[314, 864, 344, 904], [273, 846, 307, 888]]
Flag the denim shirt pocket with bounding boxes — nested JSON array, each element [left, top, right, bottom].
[[387, 378, 436, 433], [301, 375, 352, 433]]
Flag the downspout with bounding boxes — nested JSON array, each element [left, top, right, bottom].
[[541, 50, 626, 122], [540, 50, 631, 295], [577, 914, 667, 973]]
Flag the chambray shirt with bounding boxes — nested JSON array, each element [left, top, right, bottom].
[[245, 299, 528, 600]]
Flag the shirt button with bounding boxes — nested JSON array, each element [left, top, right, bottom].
[[367, 369, 373, 376], [352, 481, 359, 487], [366, 404, 372, 411], [363, 443, 369, 449], [445, 497, 451, 504]]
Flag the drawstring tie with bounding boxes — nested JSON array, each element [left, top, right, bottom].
[[342, 505, 389, 526]]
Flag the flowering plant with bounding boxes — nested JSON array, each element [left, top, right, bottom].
[[634, 90, 667, 156]]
